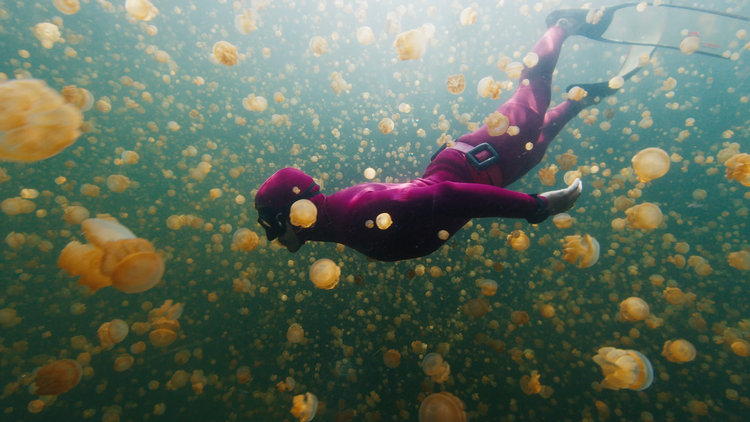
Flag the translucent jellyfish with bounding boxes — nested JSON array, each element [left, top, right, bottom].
[[523, 52, 539, 68], [459, 7, 477, 26], [568, 86, 588, 101], [538, 165, 558, 186], [290, 392, 318, 422], [728, 251, 750, 270], [213, 41, 238, 66], [731, 339, 750, 357], [309, 36, 328, 56], [63, 206, 90, 225], [356, 27, 375, 45], [378, 118, 395, 134], [505, 62, 524, 79], [447, 74, 466, 94], [625, 203, 662, 230], [0, 79, 83, 162], [290, 199, 317, 228], [661, 339, 696, 363], [286, 324, 304, 343], [724, 153, 750, 186], [125, 0, 159, 21], [661, 77, 677, 91], [484, 111, 509, 136], [680, 37, 700, 54], [277, 376, 296, 392], [231, 228, 259, 252], [593, 347, 654, 391], [383, 349, 401, 368], [33, 359, 82, 395], [235, 9, 257, 34], [561, 234, 600, 268], [243, 94, 268, 112], [463, 298, 489, 318], [632, 148, 670, 182], [107, 175, 130, 193], [620, 297, 650, 321], [236, 366, 252, 384], [477, 76, 502, 100], [114, 355, 134, 372], [364, 168, 377, 179], [107, 319, 129, 343], [33, 23, 61, 49], [609, 76, 624, 89], [520, 370, 542, 395], [419, 392, 467, 422], [480, 279, 498, 296], [53, 0, 80, 15], [552, 213, 573, 229], [309, 258, 341, 290], [376, 213, 392, 230], [422, 353, 451, 383], [149, 329, 177, 348], [508, 230, 530, 251], [393, 29, 427, 60]]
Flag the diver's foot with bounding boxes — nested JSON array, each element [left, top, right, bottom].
[[546, 8, 611, 38]]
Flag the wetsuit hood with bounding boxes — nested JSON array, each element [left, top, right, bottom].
[[255, 168, 321, 240]]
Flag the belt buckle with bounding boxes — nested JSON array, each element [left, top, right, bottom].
[[465, 143, 499, 170], [430, 143, 448, 162]]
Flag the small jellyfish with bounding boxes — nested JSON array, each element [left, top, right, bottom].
[[231, 228, 259, 252], [33, 359, 82, 395], [480, 279, 498, 297], [290, 392, 318, 422], [290, 199, 317, 228], [511, 310, 530, 326], [463, 298, 489, 318], [422, 353, 451, 383], [419, 392, 466, 422], [107, 319, 129, 343], [309, 36, 328, 56], [113, 354, 134, 372], [309, 259, 341, 290], [149, 329, 177, 348], [376, 213, 392, 230], [235, 9, 258, 34], [107, 175, 130, 193], [213, 41, 238, 66], [620, 297, 650, 322], [661, 339, 696, 363], [680, 37, 701, 54], [593, 347, 654, 391], [552, 213, 573, 229], [393, 29, 427, 60], [609, 76, 624, 89], [364, 168, 377, 179], [459, 7, 477, 26], [523, 52, 539, 68], [53, 0, 80, 15], [728, 251, 750, 270], [378, 118, 395, 134], [125, 0, 159, 21], [287, 324, 304, 343], [447, 74, 466, 95], [508, 230, 530, 251], [383, 349, 401, 368], [477, 76, 502, 100], [568, 86, 588, 101], [520, 370, 542, 395], [236, 366, 252, 384], [485, 111, 509, 136], [632, 148, 670, 183], [538, 165, 558, 186], [724, 153, 750, 186], [731, 339, 750, 357], [356, 27, 375, 45], [63, 206, 90, 225], [561, 234, 600, 268], [625, 203, 662, 230]]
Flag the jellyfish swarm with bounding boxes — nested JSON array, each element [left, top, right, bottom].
[[662, 339, 696, 363], [561, 235, 600, 268], [33, 359, 83, 395], [632, 148, 670, 183], [418, 392, 467, 422], [422, 353, 451, 383], [724, 153, 750, 186], [58, 218, 164, 293], [0, 79, 83, 162], [593, 347, 654, 391], [290, 392, 318, 422]]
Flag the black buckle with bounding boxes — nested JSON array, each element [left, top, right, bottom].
[[465, 143, 499, 170], [430, 143, 447, 162]]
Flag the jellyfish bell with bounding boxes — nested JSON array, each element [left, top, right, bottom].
[[356, 27, 375, 45], [552, 213, 573, 229], [81, 218, 136, 247], [290, 392, 318, 422], [290, 199, 317, 228], [418, 391, 467, 422], [480, 279, 498, 296], [309, 258, 341, 290], [393, 28, 427, 60], [149, 329, 177, 348], [446, 74, 466, 95], [593, 347, 654, 391], [99, 238, 165, 293], [680, 36, 701, 54], [33, 359, 82, 396], [383, 349, 401, 368], [561, 234, 600, 268], [213, 41, 238, 66], [620, 297, 650, 322], [632, 148, 670, 183], [661, 339, 696, 363], [125, 0, 159, 21], [287, 323, 304, 343], [625, 203, 662, 230], [231, 228, 259, 251], [53, 0, 81, 15]]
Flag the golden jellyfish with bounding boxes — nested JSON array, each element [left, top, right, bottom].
[[106, 175, 130, 193], [231, 228, 259, 252], [463, 298, 489, 318], [356, 27, 375, 45], [609, 75, 624, 89], [378, 117, 395, 134], [477, 76, 502, 99], [309, 258, 341, 290], [520, 370, 542, 395], [309, 36, 328, 56], [663, 287, 686, 306], [661, 339, 696, 363], [731, 339, 750, 357], [620, 297, 650, 321], [125, 0, 159, 21], [728, 251, 750, 270], [593, 347, 654, 391], [290, 199, 317, 228], [508, 230, 530, 251], [213, 41, 238, 66], [28, 400, 44, 413], [523, 52, 539, 68], [540, 304, 555, 318], [632, 148, 670, 183], [63, 206, 90, 225], [33, 359, 82, 395], [459, 7, 477, 26], [561, 234, 600, 268], [149, 329, 177, 348], [364, 168, 377, 179], [538, 164, 558, 186], [480, 279, 498, 296], [505, 62, 524, 79], [568, 86, 587, 101], [447, 74, 466, 95], [383, 349, 401, 368], [235, 9, 257, 34], [485, 111, 509, 136], [394, 29, 427, 61], [113, 354, 134, 372], [511, 310, 530, 326], [680, 36, 701, 54], [33, 22, 61, 49], [419, 392, 467, 422], [724, 153, 750, 186], [53, 0, 80, 15], [626, 203, 662, 230], [0, 79, 83, 162], [422, 353, 451, 383], [243, 94, 268, 112], [236, 366, 251, 384], [376, 213, 393, 230], [278, 377, 296, 392], [290, 393, 318, 422], [552, 213, 573, 229], [107, 319, 129, 343], [287, 324, 304, 343]]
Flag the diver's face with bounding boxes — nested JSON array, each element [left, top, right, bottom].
[[278, 220, 302, 252]]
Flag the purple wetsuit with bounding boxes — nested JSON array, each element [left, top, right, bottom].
[[256, 26, 588, 262]]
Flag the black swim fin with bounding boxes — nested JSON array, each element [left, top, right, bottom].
[[565, 66, 640, 104], [546, 4, 631, 39]]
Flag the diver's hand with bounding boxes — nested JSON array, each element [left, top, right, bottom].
[[539, 178, 583, 215]]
